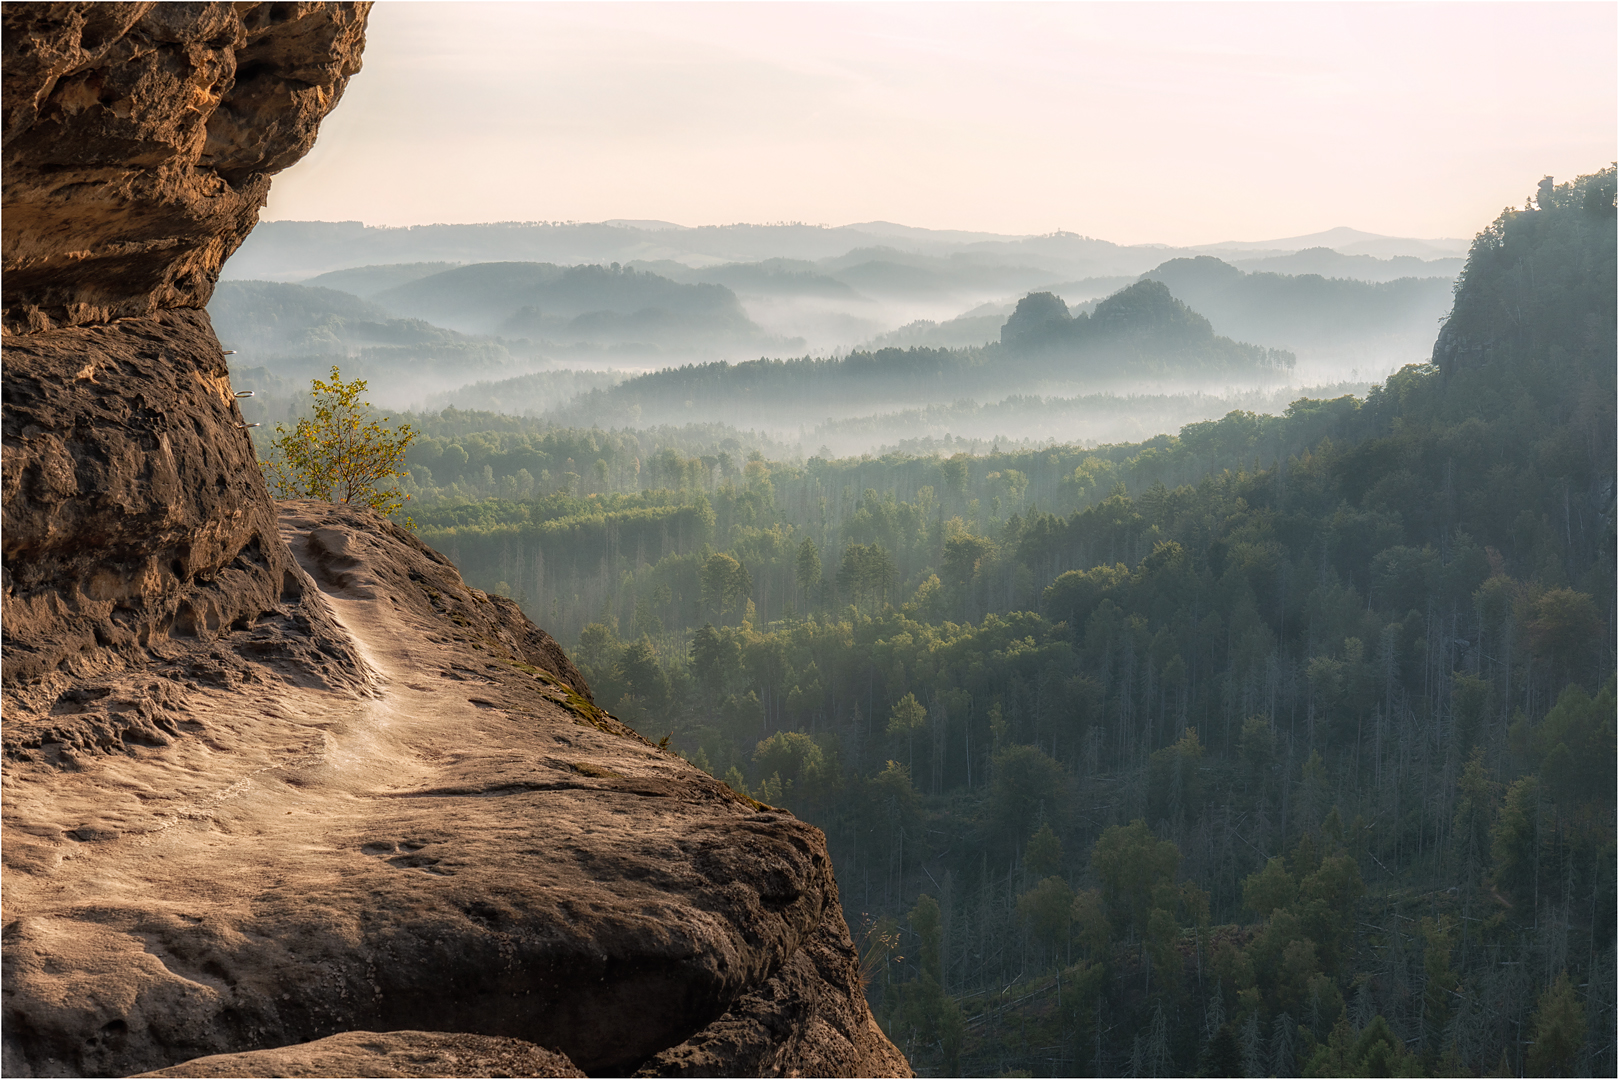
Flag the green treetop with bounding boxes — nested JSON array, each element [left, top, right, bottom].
[[261, 366, 417, 518]]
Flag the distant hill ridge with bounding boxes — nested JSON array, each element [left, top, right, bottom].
[[306, 262, 460, 297], [228, 218, 1467, 284], [1230, 246, 1461, 282], [209, 280, 474, 354], [1141, 256, 1457, 352], [369, 261, 757, 340], [540, 278, 1293, 431], [1000, 278, 1294, 372]]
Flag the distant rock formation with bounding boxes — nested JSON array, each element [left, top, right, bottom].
[[998, 290, 1073, 349], [0, 5, 909, 1077], [999, 278, 1292, 374]]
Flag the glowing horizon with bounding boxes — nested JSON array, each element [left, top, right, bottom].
[[261, 1, 1618, 248]]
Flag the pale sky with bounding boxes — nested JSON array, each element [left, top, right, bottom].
[[261, 1, 1618, 246]]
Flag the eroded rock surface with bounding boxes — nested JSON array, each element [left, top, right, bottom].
[[2, 2, 376, 743], [1, 308, 372, 718], [2, 2, 370, 333], [131, 1030, 585, 1077], [3, 505, 908, 1077]]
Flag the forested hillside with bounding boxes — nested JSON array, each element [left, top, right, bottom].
[[540, 171, 1615, 1077], [998, 278, 1296, 375], [279, 170, 1616, 1076]]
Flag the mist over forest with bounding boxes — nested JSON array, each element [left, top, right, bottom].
[[225, 175, 1615, 1077], [218, 217, 1462, 455]]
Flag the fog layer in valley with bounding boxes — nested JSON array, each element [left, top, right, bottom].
[[216, 218, 1461, 455]]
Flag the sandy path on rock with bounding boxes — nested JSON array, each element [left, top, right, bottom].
[[2, 500, 621, 956], [4, 546, 485, 908], [3, 509, 873, 1077]]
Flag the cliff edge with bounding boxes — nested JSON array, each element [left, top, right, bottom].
[[0, 6, 910, 1077]]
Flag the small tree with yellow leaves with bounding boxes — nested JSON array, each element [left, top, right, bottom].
[[260, 366, 416, 518]]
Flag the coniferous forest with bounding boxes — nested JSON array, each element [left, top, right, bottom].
[[275, 170, 1616, 1076]]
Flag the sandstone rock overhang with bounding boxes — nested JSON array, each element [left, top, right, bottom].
[[1, 5, 910, 1077], [2, 0, 379, 727], [3, 2, 370, 333]]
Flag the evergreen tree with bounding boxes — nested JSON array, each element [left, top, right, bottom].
[[1527, 971, 1585, 1077]]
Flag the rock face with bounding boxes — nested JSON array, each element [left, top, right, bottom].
[[1, 6, 909, 1078], [2, 1, 373, 702], [3, 2, 370, 333], [3, 504, 909, 1078], [1, 308, 373, 716], [132, 1030, 586, 1078]]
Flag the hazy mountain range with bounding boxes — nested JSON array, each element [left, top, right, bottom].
[[214, 218, 1461, 451], [222, 220, 1460, 366], [227, 219, 1467, 281]]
